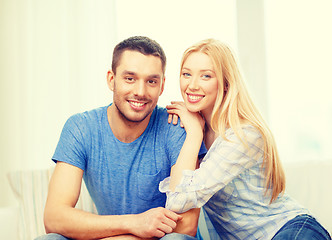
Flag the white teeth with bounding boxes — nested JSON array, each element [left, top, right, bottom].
[[188, 95, 203, 101], [131, 101, 144, 107]]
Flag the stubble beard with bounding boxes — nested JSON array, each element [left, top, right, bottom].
[[113, 100, 153, 125]]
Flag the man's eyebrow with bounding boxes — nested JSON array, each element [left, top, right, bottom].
[[149, 74, 162, 79], [121, 71, 161, 79], [122, 70, 136, 76]]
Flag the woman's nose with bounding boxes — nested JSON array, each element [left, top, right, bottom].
[[188, 77, 199, 91]]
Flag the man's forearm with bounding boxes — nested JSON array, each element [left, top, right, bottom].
[[45, 205, 181, 240]]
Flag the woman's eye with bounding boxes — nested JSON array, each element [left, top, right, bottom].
[[202, 74, 211, 79], [182, 73, 191, 78]]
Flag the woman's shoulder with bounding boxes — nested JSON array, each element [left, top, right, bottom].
[[210, 124, 264, 161], [212, 124, 264, 151], [225, 124, 262, 139]]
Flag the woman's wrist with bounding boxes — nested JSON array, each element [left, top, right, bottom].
[[186, 129, 204, 140]]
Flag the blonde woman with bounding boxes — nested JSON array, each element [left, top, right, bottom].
[[159, 39, 331, 239]]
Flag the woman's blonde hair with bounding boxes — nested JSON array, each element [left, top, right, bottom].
[[180, 39, 285, 202]]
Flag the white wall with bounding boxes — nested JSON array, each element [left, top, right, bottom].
[[0, 0, 237, 208], [0, 0, 116, 207], [265, 0, 332, 163], [236, 0, 268, 120], [2, 2, 331, 230], [114, 0, 238, 107]]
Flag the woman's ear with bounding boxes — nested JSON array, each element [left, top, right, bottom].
[[107, 70, 115, 91]]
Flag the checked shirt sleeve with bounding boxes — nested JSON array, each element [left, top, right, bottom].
[[159, 126, 264, 213]]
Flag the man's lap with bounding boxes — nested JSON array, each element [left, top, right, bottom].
[[35, 232, 196, 240], [160, 233, 197, 240]]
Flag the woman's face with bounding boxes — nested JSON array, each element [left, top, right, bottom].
[[180, 52, 219, 115]]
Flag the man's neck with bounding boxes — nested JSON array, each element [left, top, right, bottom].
[[107, 105, 151, 143]]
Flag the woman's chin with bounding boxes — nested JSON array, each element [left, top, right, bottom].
[[185, 103, 202, 113]]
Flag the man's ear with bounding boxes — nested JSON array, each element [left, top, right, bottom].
[[107, 70, 115, 91], [159, 77, 166, 96]]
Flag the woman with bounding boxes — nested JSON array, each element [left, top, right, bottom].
[[159, 39, 331, 239]]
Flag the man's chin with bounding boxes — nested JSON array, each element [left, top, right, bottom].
[[122, 111, 151, 124], [114, 102, 155, 124]]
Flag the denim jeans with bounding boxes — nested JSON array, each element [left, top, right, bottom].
[[272, 214, 331, 240], [35, 232, 196, 240], [160, 232, 197, 240], [34, 233, 71, 240]]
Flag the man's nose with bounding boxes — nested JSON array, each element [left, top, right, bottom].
[[134, 80, 147, 96]]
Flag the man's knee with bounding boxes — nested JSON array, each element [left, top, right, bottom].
[[160, 233, 197, 240], [34, 233, 71, 240]]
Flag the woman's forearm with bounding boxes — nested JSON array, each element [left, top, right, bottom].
[[169, 131, 203, 191]]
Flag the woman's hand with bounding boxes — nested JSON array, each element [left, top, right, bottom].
[[166, 101, 205, 137]]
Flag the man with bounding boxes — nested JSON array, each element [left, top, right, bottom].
[[36, 36, 205, 240]]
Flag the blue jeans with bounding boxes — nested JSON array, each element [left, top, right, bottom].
[[35, 233, 196, 240], [34, 233, 71, 240], [272, 214, 331, 240], [160, 233, 196, 240]]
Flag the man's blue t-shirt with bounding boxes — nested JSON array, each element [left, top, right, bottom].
[[52, 104, 205, 215]]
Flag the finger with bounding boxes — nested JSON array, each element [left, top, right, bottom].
[[158, 222, 174, 235], [161, 214, 177, 230], [166, 104, 180, 110], [168, 113, 172, 124], [164, 209, 182, 222], [172, 114, 179, 125], [171, 101, 183, 105], [166, 108, 179, 115], [154, 229, 166, 238], [172, 101, 185, 106], [180, 121, 184, 128]]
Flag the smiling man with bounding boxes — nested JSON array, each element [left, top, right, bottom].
[[36, 36, 204, 240]]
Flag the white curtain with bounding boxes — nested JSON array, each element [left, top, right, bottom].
[[0, 0, 117, 206]]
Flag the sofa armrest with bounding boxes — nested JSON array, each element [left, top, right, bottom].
[[7, 167, 96, 240], [0, 206, 19, 240]]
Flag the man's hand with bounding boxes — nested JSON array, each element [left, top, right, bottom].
[[130, 207, 183, 238]]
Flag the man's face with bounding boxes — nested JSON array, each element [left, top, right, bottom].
[[108, 50, 165, 124]]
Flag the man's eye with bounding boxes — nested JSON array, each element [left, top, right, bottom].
[[148, 79, 157, 84], [126, 77, 134, 81]]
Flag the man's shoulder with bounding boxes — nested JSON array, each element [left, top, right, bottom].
[[64, 105, 108, 130], [152, 105, 185, 134], [153, 105, 167, 118], [153, 105, 171, 125], [70, 105, 107, 121]]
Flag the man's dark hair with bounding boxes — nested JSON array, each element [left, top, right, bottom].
[[112, 36, 166, 75]]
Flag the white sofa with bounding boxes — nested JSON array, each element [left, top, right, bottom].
[[1, 161, 332, 240]]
